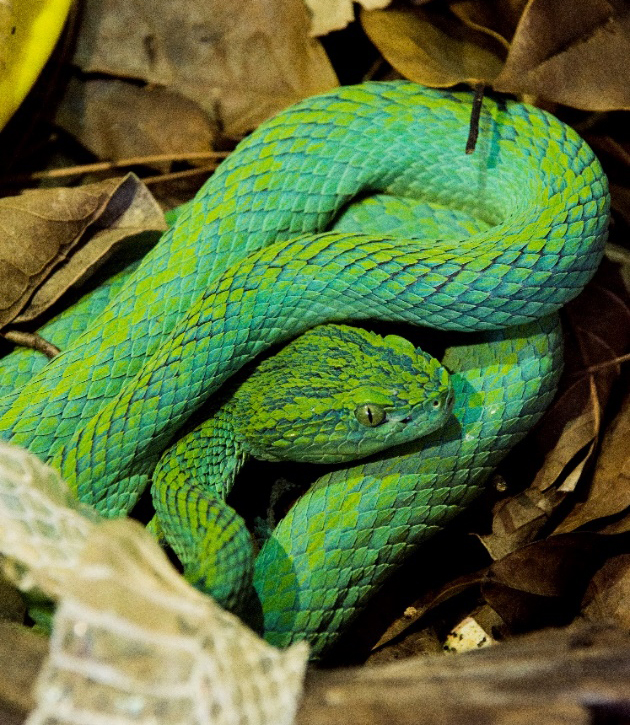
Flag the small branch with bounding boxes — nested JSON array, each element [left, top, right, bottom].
[[567, 352, 630, 376], [2, 331, 60, 359], [298, 623, 630, 725], [466, 83, 486, 155], [142, 165, 220, 185], [0, 151, 230, 186]]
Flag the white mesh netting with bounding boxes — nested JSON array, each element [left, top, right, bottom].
[[0, 441, 308, 725]]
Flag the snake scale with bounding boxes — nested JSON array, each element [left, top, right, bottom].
[[0, 81, 609, 657]]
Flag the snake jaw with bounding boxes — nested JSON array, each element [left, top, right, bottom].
[[384, 382, 455, 442]]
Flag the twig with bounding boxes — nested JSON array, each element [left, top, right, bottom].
[[0, 151, 230, 185], [581, 351, 630, 374], [2, 331, 60, 359], [298, 624, 630, 725], [465, 83, 485, 154], [142, 165, 220, 185]]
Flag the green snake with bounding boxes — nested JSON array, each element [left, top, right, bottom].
[[0, 81, 609, 657]]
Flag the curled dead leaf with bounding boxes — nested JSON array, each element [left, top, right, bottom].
[[0, 174, 165, 330], [443, 609, 499, 653], [494, 0, 630, 110], [554, 391, 630, 534]]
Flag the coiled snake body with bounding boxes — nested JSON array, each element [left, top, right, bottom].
[[0, 82, 609, 656]]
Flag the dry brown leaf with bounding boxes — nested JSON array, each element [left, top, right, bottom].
[[526, 379, 599, 495], [0, 174, 165, 328], [56, 79, 217, 171], [361, 0, 630, 113], [477, 485, 566, 562], [15, 175, 166, 323], [71, 0, 338, 138], [548, 268, 630, 533], [581, 553, 630, 630], [450, 0, 527, 46], [305, 0, 392, 37], [494, 0, 630, 110], [554, 392, 630, 534], [442, 606, 502, 653], [605, 244, 630, 301], [366, 625, 444, 665], [481, 533, 612, 632], [361, 4, 506, 86]]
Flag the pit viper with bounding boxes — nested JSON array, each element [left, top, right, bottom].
[[0, 81, 609, 657]]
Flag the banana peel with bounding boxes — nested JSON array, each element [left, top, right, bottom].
[[0, 0, 73, 130]]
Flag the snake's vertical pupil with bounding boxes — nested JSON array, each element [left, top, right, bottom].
[[355, 404, 386, 426]]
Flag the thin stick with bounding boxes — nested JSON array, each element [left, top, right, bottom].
[[2, 331, 60, 359], [142, 165, 220, 185], [582, 352, 630, 374], [0, 151, 230, 185], [466, 83, 485, 154]]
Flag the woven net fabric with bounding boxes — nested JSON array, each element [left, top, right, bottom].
[[0, 441, 308, 725]]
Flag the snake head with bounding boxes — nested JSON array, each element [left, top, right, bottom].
[[230, 324, 453, 464]]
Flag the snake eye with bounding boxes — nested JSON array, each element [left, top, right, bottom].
[[355, 404, 386, 427], [432, 399, 442, 408]]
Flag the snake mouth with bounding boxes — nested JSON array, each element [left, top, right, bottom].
[[388, 388, 455, 437], [406, 387, 455, 422]]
